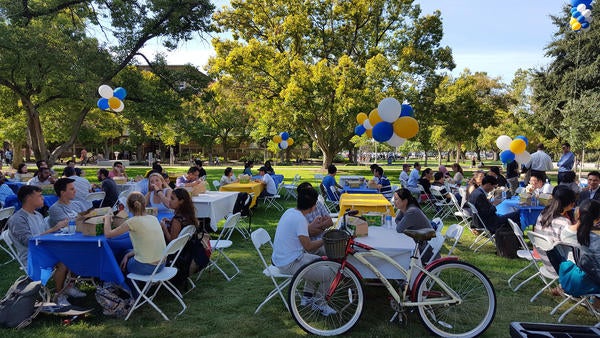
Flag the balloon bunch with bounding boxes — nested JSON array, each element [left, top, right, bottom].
[[570, 0, 593, 31], [354, 98, 419, 147], [272, 132, 294, 149], [97, 85, 127, 112], [496, 135, 531, 165]]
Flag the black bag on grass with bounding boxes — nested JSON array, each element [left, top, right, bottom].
[[0, 276, 42, 329], [170, 226, 212, 289], [495, 225, 519, 258]]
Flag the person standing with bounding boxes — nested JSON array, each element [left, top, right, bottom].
[[526, 143, 553, 181], [80, 148, 88, 166], [557, 142, 575, 184]]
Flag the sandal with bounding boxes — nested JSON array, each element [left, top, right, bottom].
[[549, 286, 564, 297]]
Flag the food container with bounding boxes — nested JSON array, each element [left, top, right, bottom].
[[362, 212, 383, 227]]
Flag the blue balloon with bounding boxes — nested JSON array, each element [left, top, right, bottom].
[[515, 135, 529, 146], [582, 21, 590, 29], [355, 125, 366, 136], [113, 87, 127, 100], [97, 98, 109, 110], [578, 15, 588, 23], [573, 10, 582, 19], [400, 104, 413, 117], [500, 150, 515, 164], [571, 7, 579, 15], [372, 122, 394, 142], [280, 132, 289, 141], [278, 143, 282, 149]]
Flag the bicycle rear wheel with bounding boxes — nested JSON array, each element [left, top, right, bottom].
[[415, 261, 496, 337], [288, 260, 364, 336]]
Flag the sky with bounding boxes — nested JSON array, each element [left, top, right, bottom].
[[139, 0, 568, 82]]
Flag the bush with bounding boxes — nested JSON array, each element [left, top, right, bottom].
[[239, 153, 263, 164], [332, 154, 346, 163]]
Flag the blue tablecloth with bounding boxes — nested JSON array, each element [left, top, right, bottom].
[[4, 194, 59, 211], [496, 196, 545, 229], [28, 232, 132, 290], [6, 181, 25, 194], [342, 184, 379, 194], [252, 174, 284, 187]]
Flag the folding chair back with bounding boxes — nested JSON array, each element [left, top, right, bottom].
[[213, 180, 221, 190], [0, 206, 15, 223], [2, 230, 27, 272], [86, 191, 106, 207], [221, 212, 242, 240], [178, 225, 196, 239], [444, 224, 463, 255], [198, 213, 241, 281], [467, 202, 496, 252], [506, 219, 545, 292], [526, 231, 560, 302]]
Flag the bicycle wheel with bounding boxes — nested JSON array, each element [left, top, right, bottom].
[[288, 260, 364, 336], [415, 261, 496, 337]]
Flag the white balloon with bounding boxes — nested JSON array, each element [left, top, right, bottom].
[[363, 119, 372, 130], [495, 135, 512, 150], [586, 14, 593, 23], [583, 9, 592, 19], [577, 4, 587, 12], [377, 97, 402, 123], [98, 85, 113, 99], [280, 140, 288, 149], [515, 151, 531, 165], [113, 101, 124, 112], [386, 134, 406, 147]]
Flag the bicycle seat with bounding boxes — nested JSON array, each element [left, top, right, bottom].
[[403, 228, 437, 242]]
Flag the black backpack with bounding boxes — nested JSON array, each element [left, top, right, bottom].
[[232, 192, 250, 216], [495, 225, 520, 259], [0, 276, 42, 329]]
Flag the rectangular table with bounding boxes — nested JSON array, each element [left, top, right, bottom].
[[28, 232, 132, 290], [192, 191, 238, 231], [342, 184, 378, 194], [338, 193, 393, 218], [219, 182, 264, 208], [347, 226, 415, 279], [338, 176, 365, 187], [496, 196, 544, 229]]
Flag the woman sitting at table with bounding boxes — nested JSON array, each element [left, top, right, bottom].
[[103, 192, 166, 279], [220, 167, 237, 186], [465, 170, 485, 205], [418, 168, 433, 196], [145, 172, 172, 214], [12, 163, 29, 182], [264, 160, 275, 175], [451, 163, 464, 186], [393, 188, 438, 263]]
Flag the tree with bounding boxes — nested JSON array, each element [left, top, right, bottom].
[[0, 0, 214, 164], [209, 0, 453, 167]]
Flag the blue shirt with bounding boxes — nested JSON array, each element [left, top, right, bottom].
[[322, 175, 339, 201], [557, 151, 575, 172], [379, 176, 392, 199], [0, 184, 15, 206], [407, 169, 420, 188]]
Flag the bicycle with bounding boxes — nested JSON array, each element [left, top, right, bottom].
[[288, 210, 497, 337]]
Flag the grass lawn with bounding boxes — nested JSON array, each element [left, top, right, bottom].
[[0, 163, 594, 336]]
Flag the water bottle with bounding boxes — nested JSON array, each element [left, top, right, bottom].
[[501, 190, 507, 200], [68, 219, 76, 234], [385, 215, 393, 229]]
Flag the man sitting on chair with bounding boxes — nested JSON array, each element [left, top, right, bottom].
[[296, 182, 333, 254], [48, 178, 89, 227], [321, 164, 343, 201], [468, 175, 520, 233], [256, 166, 277, 197]]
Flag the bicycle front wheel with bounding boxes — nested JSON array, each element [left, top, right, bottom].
[[415, 261, 496, 337], [288, 260, 364, 336]]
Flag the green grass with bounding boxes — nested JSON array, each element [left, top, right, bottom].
[[0, 164, 594, 336]]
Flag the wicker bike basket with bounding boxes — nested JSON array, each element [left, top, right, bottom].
[[322, 229, 350, 259]]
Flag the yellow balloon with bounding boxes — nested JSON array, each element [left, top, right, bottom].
[[570, 17, 578, 25], [287, 138, 294, 146], [273, 135, 282, 143], [108, 97, 121, 110], [572, 22, 582, 30], [356, 113, 368, 124], [369, 108, 383, 125], [509, 139, 526, 154], [393, 117, 419, 139], [365, 128, 373, 138]]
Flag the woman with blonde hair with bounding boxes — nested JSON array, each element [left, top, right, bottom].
[[103, 192, 166, 276], [145, 172, 172, 213]]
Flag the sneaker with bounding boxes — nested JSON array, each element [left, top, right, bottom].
[[300, 296, 313, 307], [312, 301, 337, 316], [54, 294, 71, 307], [63, 286, 86, 298]]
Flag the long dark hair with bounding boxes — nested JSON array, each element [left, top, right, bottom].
[[539, 186, 576, 229], [171, 188, 198, 226], [395, 187, 421, 210], [577, 200, 600, 246]]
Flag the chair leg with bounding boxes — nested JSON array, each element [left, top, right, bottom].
[[508, 262, 540, 291], [530, 279, 558, 302], [0, 243, 15, 265], [254, 278, 291, 314]]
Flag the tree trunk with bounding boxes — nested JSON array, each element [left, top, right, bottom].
[[24, 102, 48, 162], [456, 143, 463, 163], [437, 150, 442, 166], [321, 149, 334, 169]]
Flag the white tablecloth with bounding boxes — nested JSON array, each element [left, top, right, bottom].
[[192, 191, 238, 231], [348, 226, 415, 279], [338, 175, 365, 187]]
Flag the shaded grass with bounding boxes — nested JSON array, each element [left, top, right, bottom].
[[0, 164, 594, 336]]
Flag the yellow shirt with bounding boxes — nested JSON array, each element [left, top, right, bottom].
[[126, 215, 166, 264]]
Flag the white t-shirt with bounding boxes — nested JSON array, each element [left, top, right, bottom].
[[262, 173, 277, 195], [272, 208, 309, 267]]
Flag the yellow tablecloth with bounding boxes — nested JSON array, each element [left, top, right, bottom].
[[219, 182, 264, 208], [338, 193, 393, 218]]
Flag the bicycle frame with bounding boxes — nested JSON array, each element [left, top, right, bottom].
[[326, 235, 462, 309]]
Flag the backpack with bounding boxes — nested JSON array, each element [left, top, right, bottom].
[[0, 276, 42, 329], [232, 192, 250, 217], [495, 225, 520, 259], [170, 226, 212, 290], [95, 284, 133, 317]]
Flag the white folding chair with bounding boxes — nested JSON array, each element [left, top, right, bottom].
[[282, 174, 301, 200], [467, 202, 496, 252], [417, 184, 435, 213], [198, 213, 241, 281], [430, 186, 454, 221], [0, 207, 16, 265], [449, 194, 471, 227], [85, 191, 106, 207], [444, 224, 464, 256], [507, 219, 544, 292], [212, 180, 221, 191], [1, 230, 26, 273], [251, 228, 292, 313], [526, 231, 560, 303], [430, 217, 445, 235], [125, 234, 191, 321], [261, 181, 284, 212], [423, 233, 446, 265]]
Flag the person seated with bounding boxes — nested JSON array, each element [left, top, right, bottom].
[[393, 188, 438, 263], [296, 182, 333, 254], [488, 166, 508, 188], [438, 165, 452, 180], [103, 192, 166, 289], [399, 164, 411, 187], [405, 162, 422, 195], [108, 161, 127, 179], [256, 166, 277, 197], [0, 173, 16, 207], [452, 163, 464, 186], [8, 185, 84, 306], [321, 164, 343, 201], [175, 166, 202, 188], [96, 168, 119, 208], [193, 159, 207, 180], [575, 200, 600, 285], [373, 166, 392, 199], [48, 178, 88, 227], [220, 167, 237, 186], [27, 167, 53, 187], [62, 166, 93, 209], [431, 171, 455, 204], [34, 160, 57, 181], [370, 164, 380, 184], [271, 186, 335, 315], [418, 168, 433, 196], [530, 172, 553, 195], [465, 170, 485, 205], [558, 170, 581, 195], [13, 163, 30, 182], [145, 172, 172, 214], [468, 175, 520, 234], [66, 160, 76, 168], [579, 171, 600, 205], [243, 160, 254, 176], [263, 160, 275, 175]]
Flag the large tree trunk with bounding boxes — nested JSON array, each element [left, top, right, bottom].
[[24, 102, 48, 162], [321, 149, 335, 169]]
